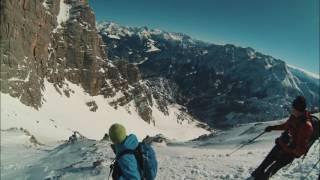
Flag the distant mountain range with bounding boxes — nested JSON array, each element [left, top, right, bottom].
[[98, 21, 319, 127]]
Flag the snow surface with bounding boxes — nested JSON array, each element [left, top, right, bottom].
[[97, 21, 196, 46], [146, 44, 161, 52], [146, 39, 161, 52], [163, 32, 183, 41], [107, 34, 121, 40], [42, 0, 49, 10], [8, 72, 30, 82], [133, 57, 149, 65], [98, 22, 134, 37], [288, 64, 320, 80], [1, 80, 208, 143], [1, 115, 319, 180], [53, 0, 71, 33]]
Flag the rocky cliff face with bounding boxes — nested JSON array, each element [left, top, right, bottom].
[[1, 0, 54, 108], [1, 0, 110, 108], [98, 22, 320, 127], [0, 0, 204, 128]]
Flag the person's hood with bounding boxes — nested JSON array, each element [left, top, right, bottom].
[[115, 134, 139, 155]]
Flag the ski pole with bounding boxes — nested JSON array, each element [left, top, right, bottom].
[[226, 131, 266, 156], [303, 159, 320, 180], [108, 165, 113, 180], [108, 159, 116, 180]]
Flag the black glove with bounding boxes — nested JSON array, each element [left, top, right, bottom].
[[275, 137, 281, 146], [93, 160, 102, 167], [265, 126, 273, 132], [110, 144, 116, 154]]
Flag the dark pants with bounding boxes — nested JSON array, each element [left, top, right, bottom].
[[252, 145, 294, 180]]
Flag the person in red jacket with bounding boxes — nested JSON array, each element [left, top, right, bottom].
[[251, 96, 314, 180]]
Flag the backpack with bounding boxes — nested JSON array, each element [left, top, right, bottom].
[[110, 141, 158, 180], [304, 115, 320, 157]]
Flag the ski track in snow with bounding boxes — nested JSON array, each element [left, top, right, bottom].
[[1, 116, 319, 180]]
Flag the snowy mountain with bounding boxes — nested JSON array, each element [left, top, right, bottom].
[[1, 1, 319, 179], [0, 0, 210, 143], [97, 21, 207, 64], [2, 115, 319, 179], [98, 21, 320, 127]]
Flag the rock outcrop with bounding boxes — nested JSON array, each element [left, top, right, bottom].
[[0, 0, 175, 126]]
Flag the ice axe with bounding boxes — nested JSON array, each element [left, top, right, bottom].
[[226, 131, 266, 157]]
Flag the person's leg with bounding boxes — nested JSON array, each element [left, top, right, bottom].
[[264, 155, 294, 179], [251, 146, 280, 178]]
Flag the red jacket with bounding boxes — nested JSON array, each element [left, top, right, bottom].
[[272, 111, 313, 157]]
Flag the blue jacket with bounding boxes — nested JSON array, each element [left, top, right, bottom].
[[115, 134, 141, 180]]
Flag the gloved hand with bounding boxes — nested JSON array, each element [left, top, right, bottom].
[[275, 137, 281, 145], [264, 126, 273, 132], [93, 160, 102, 167], [110, 144, 116, 154]]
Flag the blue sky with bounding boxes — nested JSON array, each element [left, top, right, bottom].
[[89, 0, 319, 73]]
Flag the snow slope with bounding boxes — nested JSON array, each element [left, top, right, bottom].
[[1, 80, 209, 143], [52, 0, 72, 33], [288, 64, 320, 81], [1, 115, 319, 180]]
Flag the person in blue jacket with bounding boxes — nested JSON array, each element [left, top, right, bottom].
[[109, 123, 141, 180]]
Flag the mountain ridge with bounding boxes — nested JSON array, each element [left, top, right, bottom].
[[0, 0, 210, 141], [98, 21, 319, 127]]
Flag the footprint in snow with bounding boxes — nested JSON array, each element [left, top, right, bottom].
[[237, 166, 245, 173]]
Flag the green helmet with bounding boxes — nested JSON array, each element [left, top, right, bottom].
[[109, 123, 127, 144]]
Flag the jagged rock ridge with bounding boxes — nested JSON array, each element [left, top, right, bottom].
[[98, 21, 319, 127]]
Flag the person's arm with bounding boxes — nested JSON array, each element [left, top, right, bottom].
[[270, 115, 297, 131], [271, 122, 288, 131], [265, 120, 289, 132], [278, 124, 313, 157], [118, 154, 141, 180], [273, 115, 295, 130]]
